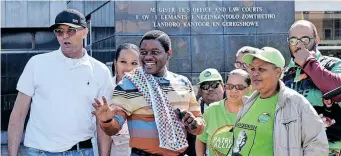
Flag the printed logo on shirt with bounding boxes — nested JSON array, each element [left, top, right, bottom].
[[210, 125, 234, 156], [232, 130, 248, 156], [258, 112, 271, 123], [230, 123, 257, 156], [235, 123, 257, 130]]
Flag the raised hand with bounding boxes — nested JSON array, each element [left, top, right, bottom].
[[293, 42, 316, 67], [92, 96, 115, 123]]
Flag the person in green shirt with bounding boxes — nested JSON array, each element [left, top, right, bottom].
[[196, 69, 251, 156], [228, 47, 328, 156]]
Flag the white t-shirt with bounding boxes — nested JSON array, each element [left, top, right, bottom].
[[17, 48, 113, 152]]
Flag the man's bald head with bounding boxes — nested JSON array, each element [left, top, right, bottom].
[[289, 20, 318, 37], [288, 20, 320, 56]]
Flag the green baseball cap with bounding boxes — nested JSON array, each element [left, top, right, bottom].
[[198, 68, 223, 84], [243, 47, 285, 69]]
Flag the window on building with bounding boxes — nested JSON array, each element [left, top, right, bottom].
[[35, 31, 60, 50], [336, 30, 341, 38], [84, 16, 92, 56], [1, 28, 59, 50], [325, 28, 332, 39], [1, 29, 33, 50], [335, 19, 341, 38]]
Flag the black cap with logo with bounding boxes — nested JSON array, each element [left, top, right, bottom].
[[50, 9, 87, 29]]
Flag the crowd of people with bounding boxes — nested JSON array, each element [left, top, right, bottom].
[[7, 8, 341, 156]]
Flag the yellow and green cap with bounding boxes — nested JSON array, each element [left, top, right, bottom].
[[198, 68, 223, 84], [243, 47, 285, 69]]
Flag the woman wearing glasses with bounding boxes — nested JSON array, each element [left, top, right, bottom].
[[196, 69, 251, 156], [228, 47, 328, 156]]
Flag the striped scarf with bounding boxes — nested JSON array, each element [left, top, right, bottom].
[[124, 67, 188, 151]]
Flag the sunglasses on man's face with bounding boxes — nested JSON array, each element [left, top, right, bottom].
[[224, 84, 248, 91], [288, 36, 314, 46], [54, 28, 83, 37], [200, 82, 221, 90]]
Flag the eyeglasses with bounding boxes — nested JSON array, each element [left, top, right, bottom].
[[140, 50, 163, 56], [234, 61, 248, 69], [53, 28, 84, 37], [224, 84, 248, 91], [287, 36, 314, 46], [200, 82, 221, 90]]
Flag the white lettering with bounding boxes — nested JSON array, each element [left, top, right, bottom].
[[229, 7, 240, 12], [192, 7, 212, 12], [153, 22, 181, 27], [194, 14, 239, 20], [183, 22, 210, 27], [160, 15, 188, 20], [178, 8, 190, 12], [215, 7, 227, 12], [221, 21, 259, 27], [241, 7, 263, 12], [242, 14, 276, 20], [158, 7, 175, 12]]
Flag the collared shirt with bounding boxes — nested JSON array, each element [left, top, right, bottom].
[[17, 48, 113, 152], [110, 70, 202, 156]]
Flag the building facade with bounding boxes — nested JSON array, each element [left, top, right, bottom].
[[1, 1, 340, 155], [295, 1, 341, 57]]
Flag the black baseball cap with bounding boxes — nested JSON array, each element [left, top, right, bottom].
[[50, 9, 87, 29]]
